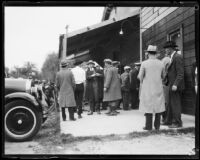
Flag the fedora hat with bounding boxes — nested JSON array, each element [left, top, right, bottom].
[[87, 60, 95, 65], [61, 59, 69, 68], [124, 66, 131, 70], [104, 59, 112, 64], [163, 41, 178, 48], [144, 45, 158, 52], [134, 62, 141, 66]]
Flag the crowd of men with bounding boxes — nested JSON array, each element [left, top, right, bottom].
[[55, 40, 196, 131]]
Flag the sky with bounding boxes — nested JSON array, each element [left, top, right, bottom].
[[5, 7, 104, 71]]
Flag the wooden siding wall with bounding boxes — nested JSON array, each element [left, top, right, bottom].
[[141, 7, 196, 115]]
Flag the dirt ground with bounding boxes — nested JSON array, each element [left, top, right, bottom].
[[4, 110, 197, 157]]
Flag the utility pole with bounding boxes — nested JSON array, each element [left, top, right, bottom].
[[139, 8, 142, 63], [62, 25, 69, 60]]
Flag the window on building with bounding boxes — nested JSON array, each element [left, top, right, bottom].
[[167, 26, 183, 55]]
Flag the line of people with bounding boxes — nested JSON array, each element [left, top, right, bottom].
[[55, 57, 141, 121], [55, 40, 185, 131]]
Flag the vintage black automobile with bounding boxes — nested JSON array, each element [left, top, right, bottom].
[[4, 78, 49, 142]]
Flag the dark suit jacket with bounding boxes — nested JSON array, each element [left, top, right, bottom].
[[85, 67, 103, 101], [129, 68, 140, 91], [167, 52, 185, 91]]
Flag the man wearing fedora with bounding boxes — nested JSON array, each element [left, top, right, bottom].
[[85, 60, 103, 115], [162, 41, 185, 128], [129, 62, 141, 109], [55, 59, 76, 121], [121, 66, 131, 110], [138, 45, 165, 130], [112, 61, 122, 110], [103, 59, 122, 116]]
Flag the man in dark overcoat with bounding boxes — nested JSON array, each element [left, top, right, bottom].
[[103, 59, 122, 116], [129, 62, 141, 109], [121, 66, 131, 110], [162, 41, 185, 128], [85, 60, 103, 115], [55, 59, 76, 121]]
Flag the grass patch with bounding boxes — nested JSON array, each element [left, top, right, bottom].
[[33, 109, 62, 153]]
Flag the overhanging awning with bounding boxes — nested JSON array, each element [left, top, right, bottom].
[[58, 9, 140, 59]]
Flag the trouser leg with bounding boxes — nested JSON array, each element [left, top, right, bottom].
[[75, 83, 84, 115], [164, 94, 173, 124], [68, 107, 75, 120], [61, 107, 66, 120], [102, 101, 107, 110], [95, 101, 101, 113], [89, 99, 95, 113], [170, 90, 182, 126], [154, 113, 161, 130], [145, 113, 153, 130], [130, 90, 137, 109], [122, 91, 129, 110]]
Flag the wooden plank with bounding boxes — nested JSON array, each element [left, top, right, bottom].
[[184, 49, 195, 58], [142, 12, 158, 27], [141, 7, 152, 17], [141, 9, 154, 24], [183, 7, 195, 19], [158, 7, 169, 15], [183, 40, 195, 51], [182, 14, 195, 27], [142, 7, 178, 31], [184, 57, 196, 66], [184, 31, 195, 43], [184, 23, 195, 35]]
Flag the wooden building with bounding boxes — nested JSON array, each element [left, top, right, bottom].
[[58, 8, 140, 68], [141, 7, 196, 115], [58, 6, 196, 115]]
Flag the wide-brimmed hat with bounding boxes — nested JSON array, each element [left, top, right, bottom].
[[104, 59, 112, 63], [87, 60, 95, 65], [163, 41, 178, 49], [134, 62, 141, 66], [112, 61, 120, 65], [144, 45, 158, 52], [61, 59, 69, 68], [124, 66, 131, 70]]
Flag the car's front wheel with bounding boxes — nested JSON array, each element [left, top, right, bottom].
[[5, 100, 42, 142]]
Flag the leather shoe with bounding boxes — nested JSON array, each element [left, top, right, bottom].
[[63, 119, 66, 121], [97, 111, 101, 114], [69, 118, 76, 121], [105, 111, 112, 115], [143, 127, 152, 130], [107, 112, 117, 116], [78, 115, 82, 118], [87, 112, 93, 115], [113, 110, 120, 114], [168, 124, 182, 128], [161, 121, 172, 126]]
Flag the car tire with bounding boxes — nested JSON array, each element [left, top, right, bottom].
[[5, 100, 42, 142]]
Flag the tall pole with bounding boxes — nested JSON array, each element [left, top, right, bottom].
[[139, 8, 142, 63], [62, 25, 69, 60]]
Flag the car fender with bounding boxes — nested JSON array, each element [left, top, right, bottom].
[[5, 92, 42, 112]]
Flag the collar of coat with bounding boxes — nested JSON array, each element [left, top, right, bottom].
[[168, 51, 177, 69]]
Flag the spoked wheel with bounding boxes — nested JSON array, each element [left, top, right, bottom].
[[5, 100, 42, 142]]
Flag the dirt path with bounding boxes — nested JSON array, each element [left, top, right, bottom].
[[41, 132, 195, 155], [4, 141, 42, 155]]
